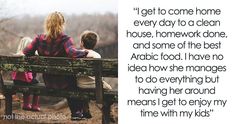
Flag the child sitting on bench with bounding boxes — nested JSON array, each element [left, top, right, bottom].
[[12, 37, 40, 111]]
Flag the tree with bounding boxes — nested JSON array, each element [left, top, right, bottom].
[[0, 0, 20, 54]]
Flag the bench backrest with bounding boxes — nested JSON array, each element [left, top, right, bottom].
[[0, 55, 118, 103]]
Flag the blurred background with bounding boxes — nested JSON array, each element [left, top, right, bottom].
[[0, 1, 118, 123], [0, 0, 118, 58]]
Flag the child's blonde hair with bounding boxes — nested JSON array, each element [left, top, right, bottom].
[[44, 11, 65, 40], [16, 37, 33, 55]]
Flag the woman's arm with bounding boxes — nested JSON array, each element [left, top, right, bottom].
[[23, 36, 39, 56], [64, 37, 88, 58]]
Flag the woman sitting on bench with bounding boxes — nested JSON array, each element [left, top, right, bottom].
[[23, 11, 89, 120]]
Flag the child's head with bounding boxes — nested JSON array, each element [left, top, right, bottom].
[[16, 37, 32, 55], [80, 31, 99, 50]]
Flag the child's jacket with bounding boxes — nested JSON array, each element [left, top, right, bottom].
[[12, 71, 33, 83]]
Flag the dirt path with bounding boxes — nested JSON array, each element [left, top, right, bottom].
[[0, 101, 118, 124]]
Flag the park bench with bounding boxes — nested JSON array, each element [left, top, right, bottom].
[[0, 55, 118, 124]]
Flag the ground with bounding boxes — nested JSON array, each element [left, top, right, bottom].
[[0, 76, 118, 124], [0, 100, 118, 124]]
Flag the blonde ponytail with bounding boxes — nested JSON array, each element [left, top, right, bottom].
[[44, 11, 65, 40]]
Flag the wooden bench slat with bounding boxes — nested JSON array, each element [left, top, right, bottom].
[[0, 56, 117, 68], [0, 56, 118, 77], [0, 56, 73, 66], [3, 80, 118, 97], [0, 64, 117, 77], [2, 82, 117, 101]]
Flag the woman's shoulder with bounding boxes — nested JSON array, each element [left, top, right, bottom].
[[34, 33, 73, 43], [35, 34, 47, 41], [60, 33, 73, 42]]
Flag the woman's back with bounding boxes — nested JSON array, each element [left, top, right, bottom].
[[23, 12, 87, 89], [31, 34, 69, 57]]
